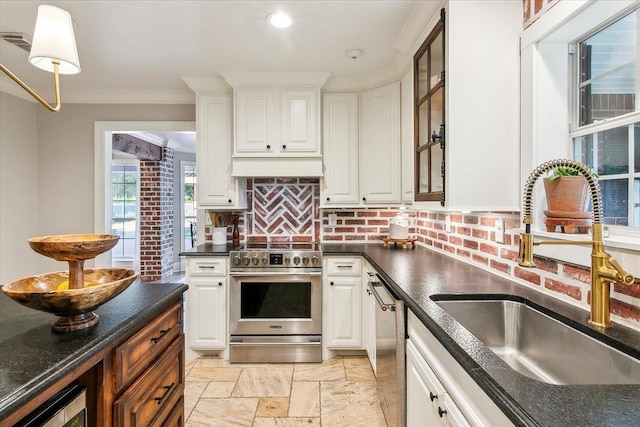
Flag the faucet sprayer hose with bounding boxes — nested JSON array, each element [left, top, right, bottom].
[[522, 159, 602, 224]]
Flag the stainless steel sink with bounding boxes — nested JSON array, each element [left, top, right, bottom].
[[433, 298, 640, 385]]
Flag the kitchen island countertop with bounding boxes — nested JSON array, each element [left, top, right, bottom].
[[0, 281, 187, 422], [323, 243, 640, 427]]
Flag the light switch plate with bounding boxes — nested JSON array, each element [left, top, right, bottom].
[[445, 215, 451, 233], [328, 214, 337, 226]]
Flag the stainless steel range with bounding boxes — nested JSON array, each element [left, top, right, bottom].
[[228, 241, 322, 363]]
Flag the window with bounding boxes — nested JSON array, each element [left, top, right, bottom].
[[571, 7, 639, 227], [111, 162, 138, 259], [183, 162, 197, 250], [414, 9, 445, 204]]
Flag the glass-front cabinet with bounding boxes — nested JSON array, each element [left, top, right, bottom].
[[414, 9, 445, 204]]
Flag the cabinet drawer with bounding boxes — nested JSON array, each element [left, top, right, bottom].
[[114, 335, 184, 427], [326, 257, 362, 275], [188, 257, 227, 276], [152, 396, 184, 427], [115, 303, 182, 392]]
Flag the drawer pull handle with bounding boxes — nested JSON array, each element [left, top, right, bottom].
[[154, 382, 175, 405], [336, 265, 353, 269], [429, 392, 437, 401], [199, 266, 217, 270], [438, 407, 447, 418], [150, 328, 171, 344]]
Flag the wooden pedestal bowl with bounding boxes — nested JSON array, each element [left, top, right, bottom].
[[2, 268, 138, 333], [28, 234, 119, 289]]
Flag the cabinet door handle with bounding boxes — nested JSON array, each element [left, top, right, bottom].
[[429, 392, 437, 402], [438, 407, 447, 418], [367, 289, 372, 295], [150, 328, 171, 344], [154, 382, 175, 405]]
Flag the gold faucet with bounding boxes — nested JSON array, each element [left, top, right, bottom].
[[518, 159, 635, 328]]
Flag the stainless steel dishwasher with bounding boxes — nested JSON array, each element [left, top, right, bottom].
[[368, 274, 405, 427]]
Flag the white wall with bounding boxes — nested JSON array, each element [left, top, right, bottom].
[[10, 103, 195, 274], [0, 92, 40, 283]]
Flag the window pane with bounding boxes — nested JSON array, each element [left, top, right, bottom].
[[124, 200, 136, 218], [430, 145, 443, 192], [634, 178, 640, 227], [635, 123, 640, 173], [573, 126, 629, 175], [417, 54, 428, 99], [430, 88, 443, 138], [113, 183, 125, 200], [112, 201, 124, 219], [601, 179, 629, 226], [418, 149, 428, 193], [124, 184, 136, 200], [123, 219, 136, 238], [111, 219, 124, 238], [124, 170, 136, 184], [430, 32, 443, 90], [579, 11, 636, 126]]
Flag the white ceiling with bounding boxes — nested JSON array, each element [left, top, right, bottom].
[[0, 0, 437, 103]]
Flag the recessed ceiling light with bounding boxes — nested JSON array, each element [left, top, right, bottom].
[[267, 12, 293, 28]]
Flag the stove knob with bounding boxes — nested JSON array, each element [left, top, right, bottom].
[[262, 257, 268, 264], [302, 256, 309, 265], [284, 257, 291, 264], [243, 256, 250, 266], [293, 256, 301, 265], [311, 256, 319, 265], [233, 256, 241, 266], [252, 257, 259, 265]]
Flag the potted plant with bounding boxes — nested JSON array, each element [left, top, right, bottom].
[[543, 166, 597, 232]]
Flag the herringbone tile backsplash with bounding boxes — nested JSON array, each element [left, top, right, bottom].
[[246, 178, 320, 242]]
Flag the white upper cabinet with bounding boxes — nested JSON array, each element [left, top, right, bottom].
[[196, 93, 247, 209], [280, 88, 318, 153], [322, 93, 359, 204], [234, 88, 276, 154], [401, 69, 415, 203], [360, 81, 401, 204]]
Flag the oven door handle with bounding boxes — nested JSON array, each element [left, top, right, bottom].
[[229, 271, 323, 277]]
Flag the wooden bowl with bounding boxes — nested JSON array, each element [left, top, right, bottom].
[[2, 268, 138, 332], [28, 234, 119, 261]]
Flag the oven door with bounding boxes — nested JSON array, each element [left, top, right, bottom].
[[229, 271, 322, 336]]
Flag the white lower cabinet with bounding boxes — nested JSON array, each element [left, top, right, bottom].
[[186, 257, 227, 350], [406, 310, 513, 427], [324, 257, 362, 349]]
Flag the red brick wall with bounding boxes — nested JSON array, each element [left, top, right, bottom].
[[139, 148, 174, 281]]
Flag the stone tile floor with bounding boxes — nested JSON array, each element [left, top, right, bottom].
[[185, 356, 388, 426]]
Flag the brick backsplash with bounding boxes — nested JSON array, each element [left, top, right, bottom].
[[412, 210, 640, 326]]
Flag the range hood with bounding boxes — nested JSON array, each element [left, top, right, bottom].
[[231, 156, 324, 177]]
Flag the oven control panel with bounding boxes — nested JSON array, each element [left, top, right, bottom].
[[230, 251, 322, 269]]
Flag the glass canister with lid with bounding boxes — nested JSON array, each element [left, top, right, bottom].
[[389, 207, 410, 239]]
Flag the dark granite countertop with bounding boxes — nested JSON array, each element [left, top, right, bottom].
[[0, 281, 188, 422], [180, 243, 238, 256], [322, 243, 640, 427]]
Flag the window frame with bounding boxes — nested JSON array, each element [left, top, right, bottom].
[[181, 160, 197, 251], [569, 6, 639, 228], [111, 159, 139, 262]]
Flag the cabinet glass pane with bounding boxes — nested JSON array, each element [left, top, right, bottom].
[[430, 32, 443, 90], [417, 54, 429, 100], [430, 145, 444, 192], [418, 150, 429, 193], [430, 88, 443, 137], [418, 101, 429, 148]]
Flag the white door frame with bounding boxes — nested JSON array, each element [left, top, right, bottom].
[[94, 121, 196, 267]]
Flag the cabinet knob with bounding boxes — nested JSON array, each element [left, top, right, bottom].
[[228, 199, 232, 203], [429, 392, 437, 402], [218, 282, 223, 286], [362, 197, 366, 201], [330, 281, 334, 286], [266, 144, 271, 149], [282, 144, 287, 149], [326, 197, 330, 201], [438, 407, 447, 418]]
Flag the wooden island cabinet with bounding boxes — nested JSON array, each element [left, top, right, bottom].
[[0, 283, 186, 427]]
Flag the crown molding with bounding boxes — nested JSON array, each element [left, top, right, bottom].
[[324, 53, 410, 92], [182, 76, 231, 93], [62, 90, 195, 104], [395, 0, 445, 56], [220, 72, 331, 87]]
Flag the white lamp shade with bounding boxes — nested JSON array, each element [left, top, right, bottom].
[[28, 5, 80, 75]]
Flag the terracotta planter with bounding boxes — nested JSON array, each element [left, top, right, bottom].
[[543, 176, 590, 217], [543, 176, 591, 233]]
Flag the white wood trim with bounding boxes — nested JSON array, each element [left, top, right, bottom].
[[221, 72, 331, 87]]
